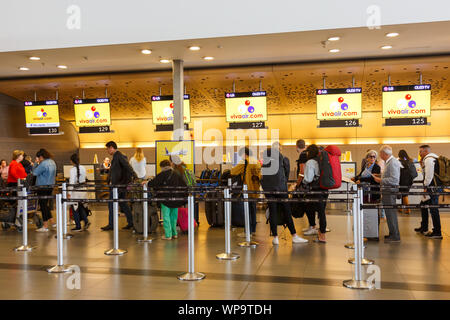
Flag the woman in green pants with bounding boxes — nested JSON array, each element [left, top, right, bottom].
[[148, 160, 187, 240]]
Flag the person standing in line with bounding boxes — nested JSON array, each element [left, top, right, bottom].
[[294, 139, 317, 234], [302, 144, 328, 243], [7, 151, 27, 188], [398, 150, 417, 215], [414, 145, 443, 239], [21, 154, 34, 175], [231, 147, 261, 237], [353, 150, 381, 203], [130, 148, 147, 183], [33, 149, 57, 232], [1, 159, 9, 185], [372, 145, 401, 243], [101, 141, 135, 231], [261, 147, 308, 246], [67, 153, 90, 232], [148, 160, 187, 240]]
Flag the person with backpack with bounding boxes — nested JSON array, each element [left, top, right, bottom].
[[302, 144, 328, 242], [67, 154, 90, 232], [398, 150, 417, 215], [148, 160, 187, 240], [231, 147, 261, 236], [414, 145, 443, 239], [171, 155, 199, 225], [101, 141, 136, 231], [261, 147, 308, 246]]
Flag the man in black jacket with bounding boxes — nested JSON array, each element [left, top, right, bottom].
[[101, 141, 135, 231]]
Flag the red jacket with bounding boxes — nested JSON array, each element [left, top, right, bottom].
[[7, 160, 27, 184]]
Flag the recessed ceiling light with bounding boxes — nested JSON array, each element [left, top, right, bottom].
[[141, 49, 152, 55], [381, 45, 393, 50], [386, 32, 399, 38], [328, 36, 340, 41], [19, 67, 29, 71], [160, 59, 170, 63], [329, 49, 340, 53], [29, 56, 40, 61], [57, 65, 68, 69], [189, 46, 201, 51], [203, 56, 214, 61]]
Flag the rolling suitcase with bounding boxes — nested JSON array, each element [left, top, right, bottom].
[[363, 208, 379, 239], [132, 202, 159, 234], [204, 191, 225, 227], [231, 200, 245, 227], [177, 207, 197, 232]]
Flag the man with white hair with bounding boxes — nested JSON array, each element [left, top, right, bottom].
[[373, 145, 401, 242]]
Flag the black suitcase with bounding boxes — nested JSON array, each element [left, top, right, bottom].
[[204, 191, 224, 227], [132, 202, 159, 234], [231, 200, 245, 227]]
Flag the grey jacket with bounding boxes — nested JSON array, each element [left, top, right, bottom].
[[381, 156, 400, 187]]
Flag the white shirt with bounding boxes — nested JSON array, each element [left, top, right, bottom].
[[130, 157, 147, 179], [69, 165, 86, 184], [422, 153, 438, 187], [68, 165, 87, 205], [303, 159, 320, 184]]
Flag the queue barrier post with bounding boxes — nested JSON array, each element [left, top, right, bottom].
[[343, 186, 374, 289], [14, 187, 35, 252], [56, 183, 73, 240], [178, 193, 205, 281], [216, 188, 240, 260], [137, 184, 153, 243], [238, 184, 258, 248], [104, 188, 128, 255], [47, 194, 71, 273], [348, 186, 374, 265], [345, 183, 367, 250]]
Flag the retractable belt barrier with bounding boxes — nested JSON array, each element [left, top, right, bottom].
[[1, 182, 449, 284]]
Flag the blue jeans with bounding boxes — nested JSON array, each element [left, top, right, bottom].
[[72, 204, 88, 229], [108, 190, 133, 227]]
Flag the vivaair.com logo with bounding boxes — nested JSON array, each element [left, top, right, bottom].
[[85, 106, 101, 119], [386, 92, 425, 116], [320, 95, 358, 117], [397, 94, 416, 109], [230, 99, 263, 120], [36, 108, 48, 118]]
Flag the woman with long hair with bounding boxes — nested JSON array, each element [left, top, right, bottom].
[[129, 148, 146, 181], [398, 150, 417, 214], [33, 148, 56, 232], [68, 153, 90, 231]]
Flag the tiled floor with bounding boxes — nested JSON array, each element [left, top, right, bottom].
[[0, 204, 449, 300]]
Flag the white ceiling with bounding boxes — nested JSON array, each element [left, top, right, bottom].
[[0, 21, 449, 79]]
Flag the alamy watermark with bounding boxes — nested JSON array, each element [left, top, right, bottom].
[[66, 265, 81, 290], [66, 5, 81, 30]]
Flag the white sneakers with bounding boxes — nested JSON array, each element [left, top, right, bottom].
[[36, 227, 49, 232], [304, 227, 318, 236], [272, 235, 309, 245], [292, 235, 309, 243]]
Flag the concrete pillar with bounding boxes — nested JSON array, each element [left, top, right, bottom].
[[172, 59, 184, 141]]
